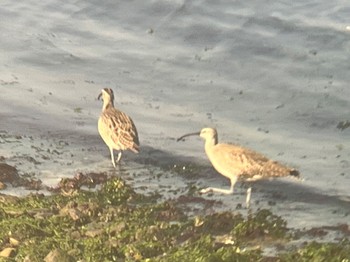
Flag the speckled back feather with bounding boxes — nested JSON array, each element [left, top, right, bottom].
[[208, 142, 299, 180], [99, 106, 139, 152], [98, 88, 139, 153]]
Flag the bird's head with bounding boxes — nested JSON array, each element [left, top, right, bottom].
[[98, 88, 114, 107], [199, 128, 218, 142], [177, 127, 218, 145]]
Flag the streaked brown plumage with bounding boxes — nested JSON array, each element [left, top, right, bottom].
[[98, 88, 139, 167], [177, 127, 299, 194]]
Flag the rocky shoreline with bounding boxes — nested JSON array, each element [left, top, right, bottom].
[[0, 163, 350, 261]]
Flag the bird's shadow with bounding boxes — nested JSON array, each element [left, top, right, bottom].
[[127, 144, 205, 168], [249, 179, 350, 209]]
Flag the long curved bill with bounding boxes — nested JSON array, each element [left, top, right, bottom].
[[97, 92, 102, 100], [177, 131, 200, 142]]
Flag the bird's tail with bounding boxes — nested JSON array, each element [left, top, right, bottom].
[[289, 169, 300, 177], [130, 144, 140, 153], [288, 168, 301, 180], [263, 161, 300, 179]]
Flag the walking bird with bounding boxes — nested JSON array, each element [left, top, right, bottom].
[[177, 127, 299, 194], [98, 88, 139, 167]]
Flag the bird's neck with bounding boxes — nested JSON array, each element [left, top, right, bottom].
[[204, 136, 218, 152], [102, 99, 114, 111]]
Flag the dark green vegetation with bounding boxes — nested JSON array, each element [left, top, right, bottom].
[[0, 177, 349, 261], [337, 120, 350, 131]]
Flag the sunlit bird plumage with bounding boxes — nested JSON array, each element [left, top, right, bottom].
[[98, 88, 139, 167], [178, 127, 299, 195]]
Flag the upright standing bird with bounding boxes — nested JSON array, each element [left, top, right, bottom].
[[177, 127, 299, 194], [98, 88, 139, 167]]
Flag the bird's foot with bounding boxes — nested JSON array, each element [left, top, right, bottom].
[[200, 187, 234, 195], [199, 187, 213, 194], [112, 160, 123, 169]]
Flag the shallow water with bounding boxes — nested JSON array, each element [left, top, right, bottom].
[[1, 0, 349, 230]]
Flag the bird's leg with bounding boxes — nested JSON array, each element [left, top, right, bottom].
[[246, 187, 252, 208], [110, 148, 116, 168], [199, 176, 237, 195], [229, 176, 237, 193], [116, 151, 122, 163]]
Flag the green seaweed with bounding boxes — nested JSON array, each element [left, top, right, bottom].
[[232, 209, 289, 240], [73, 107, 83, 113], [281, 240, 350, 261], [0, 176, 349, 261]]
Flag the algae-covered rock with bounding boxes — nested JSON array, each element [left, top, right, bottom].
[[0, 175, 349, 261], [0, 163, 19, 183], [0, 247, 16, 258], [0, 181, 6, 190], [44, 249, 75, 262]]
